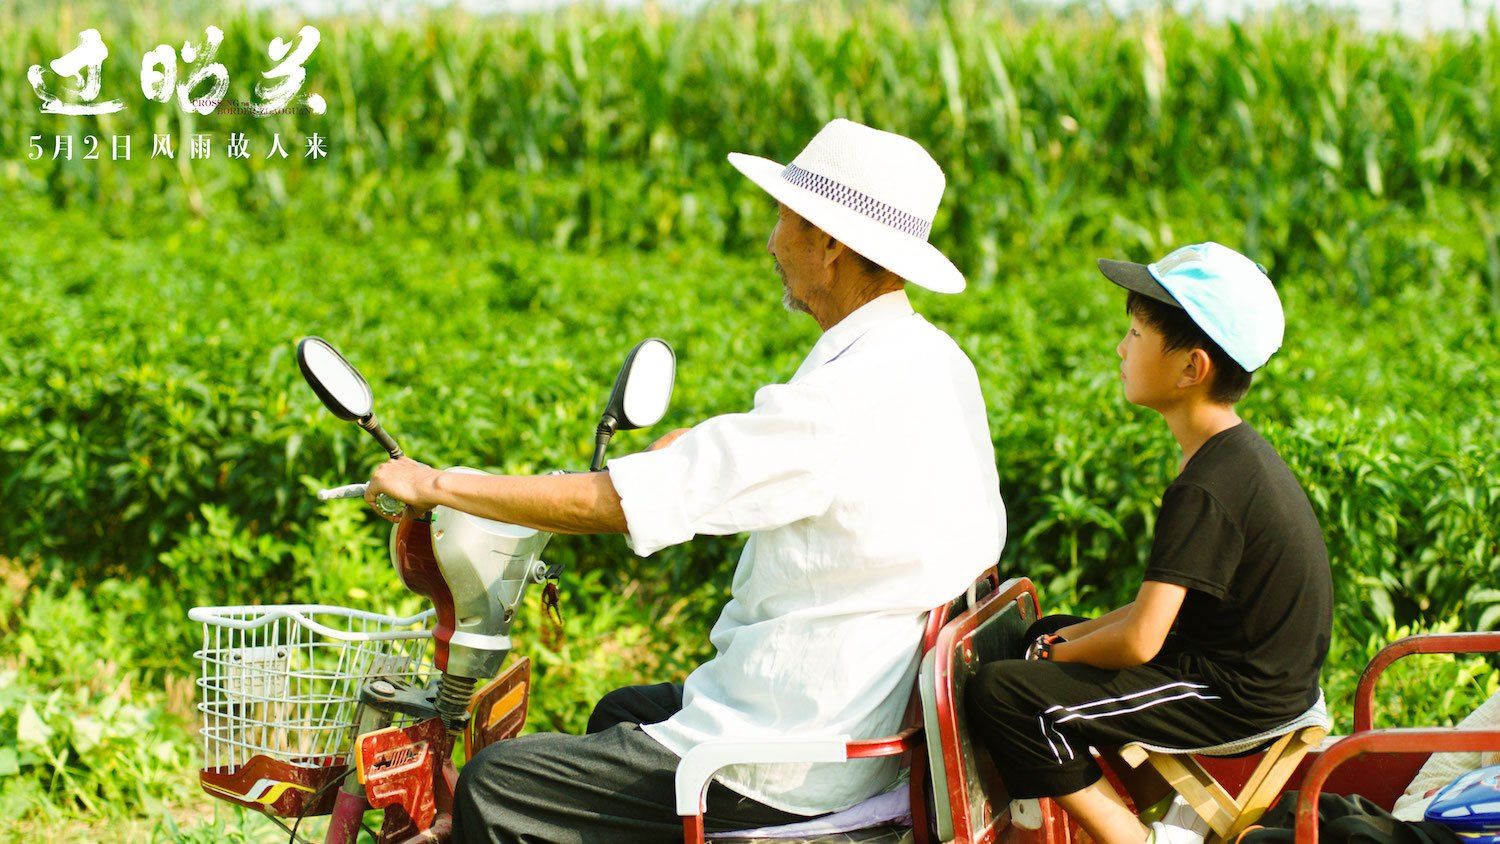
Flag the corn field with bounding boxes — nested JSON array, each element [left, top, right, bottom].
[[2, 1, 1497, 296]]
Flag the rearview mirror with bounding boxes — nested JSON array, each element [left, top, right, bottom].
[[297, 337, 374, 421], [296, 336, 404, 459], [590, 338, 676, 471], [613, 338, 675, 430]]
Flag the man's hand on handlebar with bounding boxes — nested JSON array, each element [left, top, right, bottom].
[[366, 457, 443, 522]]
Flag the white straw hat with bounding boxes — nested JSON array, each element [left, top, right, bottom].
[[728, 118, 965, 293]]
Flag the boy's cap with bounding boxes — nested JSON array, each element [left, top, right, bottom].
[[1097, 242, 1285, 372]]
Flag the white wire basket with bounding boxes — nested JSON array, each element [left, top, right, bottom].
[[190, 604, 435, 773]]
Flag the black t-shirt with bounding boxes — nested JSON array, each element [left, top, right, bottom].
[[1146, 422, 1332, 721]]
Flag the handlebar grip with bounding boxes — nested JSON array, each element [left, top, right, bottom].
[[317, 483, 369, 500]]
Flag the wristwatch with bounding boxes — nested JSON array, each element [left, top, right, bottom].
[[1024, 633, 1065, 662]]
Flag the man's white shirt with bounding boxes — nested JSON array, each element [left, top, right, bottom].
[[606, 289, 1007, 815]]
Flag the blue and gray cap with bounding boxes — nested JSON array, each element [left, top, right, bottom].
[[1098, 242, 1285, 372]]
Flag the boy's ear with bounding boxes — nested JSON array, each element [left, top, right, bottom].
[[1177, 348, 1213, 391]]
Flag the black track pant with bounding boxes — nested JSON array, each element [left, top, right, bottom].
[[964, 615, 1297, 800], [452, 682, 812, 844]]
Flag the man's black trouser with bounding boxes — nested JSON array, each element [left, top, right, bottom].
[[1241, 792, 1462, 844], [964, 614, 1306, 800], [452, 682, 813, 843]]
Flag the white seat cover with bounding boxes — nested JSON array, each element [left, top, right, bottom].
[[706, 787, 911, 840], [1126, 689, 1332, 757]]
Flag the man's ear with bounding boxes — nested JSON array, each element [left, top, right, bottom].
[[1177, 348, 1213, 391], [822, 234, 845, 269]]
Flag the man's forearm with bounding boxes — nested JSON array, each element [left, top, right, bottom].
[[426, 469, 628, 535]]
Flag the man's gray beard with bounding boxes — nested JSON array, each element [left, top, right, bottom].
[[781, 284, 811, 314], [778, 264, 810, 314]]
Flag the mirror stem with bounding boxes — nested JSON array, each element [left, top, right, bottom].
[[358, 414, 404, 460], [590, 416, 618, 472]]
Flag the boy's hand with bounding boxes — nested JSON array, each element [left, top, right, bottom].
[[1025, 633, 1065, 661]]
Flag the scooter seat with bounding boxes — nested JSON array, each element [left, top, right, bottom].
[[706, 787, 913, 842], [710, 828, 912, 844]]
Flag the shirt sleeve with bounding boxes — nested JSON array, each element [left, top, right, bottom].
[[604, 378, 846, 557], [1143, 483, 1243, 599]]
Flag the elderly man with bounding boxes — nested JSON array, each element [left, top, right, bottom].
[[366, 118, 1007, 843]]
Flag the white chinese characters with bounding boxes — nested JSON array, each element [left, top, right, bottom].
[[27, 133, 330, 162], [140, 26, 231, 116], [29, 26, 327, 116], [27, 29, 124, 115], [253, 27, 327, 116]]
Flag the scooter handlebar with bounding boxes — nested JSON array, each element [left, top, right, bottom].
[[317, 483, 369, 501], [317, 483, 404, 517]]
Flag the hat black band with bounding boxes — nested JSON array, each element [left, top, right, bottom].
[[780, 163, 933, 241]]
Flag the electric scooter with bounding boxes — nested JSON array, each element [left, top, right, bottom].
[[190, 335, 676, 843]]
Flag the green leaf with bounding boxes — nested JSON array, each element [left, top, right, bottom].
[[73, 715, 105, 753], [16, 703, 52, 749]]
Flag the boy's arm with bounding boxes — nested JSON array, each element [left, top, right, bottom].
[[1054, 603, 1135, 640], [1049, 582, 1187, 670]]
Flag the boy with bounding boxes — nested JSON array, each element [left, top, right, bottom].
[[965, 243, 1333, 844]]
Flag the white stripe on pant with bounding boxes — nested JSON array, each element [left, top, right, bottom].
[[1037, 681, 1222, 763]]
